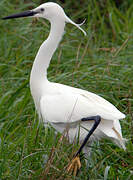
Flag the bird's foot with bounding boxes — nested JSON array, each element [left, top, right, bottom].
[[67, 155, 81, 176]]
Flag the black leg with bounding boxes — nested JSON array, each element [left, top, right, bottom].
[[74, 115, 101, 157]]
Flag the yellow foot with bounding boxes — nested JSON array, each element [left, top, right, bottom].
[[67, 156, 81, 176]]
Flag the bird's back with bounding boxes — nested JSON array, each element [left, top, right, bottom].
[[40, 81, 125, 124]]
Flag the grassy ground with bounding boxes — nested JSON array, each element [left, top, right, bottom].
[[0, 0, 133, 179]]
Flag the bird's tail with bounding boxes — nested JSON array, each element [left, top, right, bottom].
[[111, 126, 126, 150], [99, 119, 126, 150]]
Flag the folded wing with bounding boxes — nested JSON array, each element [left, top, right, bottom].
[[40, 83, 125, 124]]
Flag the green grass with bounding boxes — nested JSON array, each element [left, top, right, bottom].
[[0, 0, 133, 179]]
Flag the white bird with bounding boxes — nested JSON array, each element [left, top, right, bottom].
[[3, 2, 126, 175]]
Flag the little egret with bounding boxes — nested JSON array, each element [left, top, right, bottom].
[[3, 2, 126, 175]]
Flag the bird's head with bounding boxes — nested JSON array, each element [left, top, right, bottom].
[[2, 2, 86, 35]]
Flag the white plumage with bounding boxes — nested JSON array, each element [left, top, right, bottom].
[[30, 3, 126, 151], [3, 2, 126, 155], [39, 82, 126, 150]]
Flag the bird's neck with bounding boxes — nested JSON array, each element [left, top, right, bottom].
[[30, 20, 65, 84]]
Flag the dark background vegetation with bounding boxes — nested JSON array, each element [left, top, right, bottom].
[[0, 0, 133, 179]]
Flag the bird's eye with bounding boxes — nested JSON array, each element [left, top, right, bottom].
[[40, 8, 44, 12]]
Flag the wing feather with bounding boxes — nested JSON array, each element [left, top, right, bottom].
[[40, 82, 125, 123]]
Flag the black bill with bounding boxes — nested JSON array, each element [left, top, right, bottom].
[[2, 10, 37, 20]]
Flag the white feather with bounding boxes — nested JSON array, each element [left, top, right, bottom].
[[28, 2, 126, 152]]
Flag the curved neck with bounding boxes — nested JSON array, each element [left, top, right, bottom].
[[30, 20, 65, 83]]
